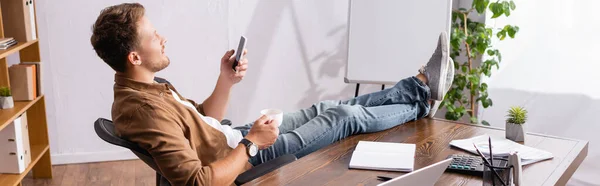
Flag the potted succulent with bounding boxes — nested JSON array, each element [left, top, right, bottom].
[[0, 86, 13, 109], [506, 106, 527, 142], [0, 87, 15, 109]]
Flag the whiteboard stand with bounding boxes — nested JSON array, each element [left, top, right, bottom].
[[350, 82, 386, 97], [345, 76, 392, 97]]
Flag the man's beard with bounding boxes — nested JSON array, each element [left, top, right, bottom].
[[148, 57, 170, 72]]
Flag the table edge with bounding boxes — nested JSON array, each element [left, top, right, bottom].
[[432, 118, 589, 143], [542, 140, 589, 186]]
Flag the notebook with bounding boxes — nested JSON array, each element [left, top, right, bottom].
[[8, 64, 36, 101], [349, 141, 416, 172], [449, 134, 554, 165]]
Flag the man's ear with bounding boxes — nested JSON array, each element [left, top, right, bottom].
[[128, 51, 142, 66]]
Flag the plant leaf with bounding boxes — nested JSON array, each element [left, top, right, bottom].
[[482, 120, 490, 126], [490, 3, 504, 18], [470, 117, 478, 124], [477, 41, 487, 55], [503, 1, 511, 17], [505, 25, 517, 38], [474, 0, 486, 14], [497, 30, 507, 40], [510, 0, 516, 10], [496, 50, 503, 63], [452, 12, 458, 22], [507, 28, 516, 38], [447, 105, 455, 113]]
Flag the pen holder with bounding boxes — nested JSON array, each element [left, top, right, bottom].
[[482, 158, 513, 186]]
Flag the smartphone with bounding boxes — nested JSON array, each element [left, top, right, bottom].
[[232, 36, 247, 72]]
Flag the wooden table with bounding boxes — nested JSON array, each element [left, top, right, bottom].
[[245, 119, 588, 186]]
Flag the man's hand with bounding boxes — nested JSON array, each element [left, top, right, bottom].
[[220, 49, 248, 86], [202, 49, 248, 121], [245, 115, 279, 149]]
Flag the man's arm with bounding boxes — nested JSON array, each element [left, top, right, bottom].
[[201, 49, 249, 121], [119, 104, 249, 186], [201, 75, 232, 122], [210, 144, 251, 185]]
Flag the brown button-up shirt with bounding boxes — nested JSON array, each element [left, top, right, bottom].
[[111, 74, 249, 186]]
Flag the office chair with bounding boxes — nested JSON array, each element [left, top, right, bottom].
[[94, 118, 297, 186], [94, 77, 296, 185]]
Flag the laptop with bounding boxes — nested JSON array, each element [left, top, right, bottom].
[[377, 158, 453, 186]]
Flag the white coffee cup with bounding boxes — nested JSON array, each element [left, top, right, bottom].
[[261, 109, 283, 127]]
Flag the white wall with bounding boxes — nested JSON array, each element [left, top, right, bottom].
[[20, 0, 370, 164], [226, 0, 358, 126], [18, 0, 595, 184], [31, 0, 230, 164], [480, 0, 600, 185]]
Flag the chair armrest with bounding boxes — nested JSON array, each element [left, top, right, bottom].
[[221, 119, 232, 126], [234, 154, 297, 185]]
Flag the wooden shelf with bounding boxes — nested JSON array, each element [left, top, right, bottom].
[[0, 144, 49, 186], [0, 0, 51, 185], [0, 40, 38, 60], [0, 95, 43, 132]]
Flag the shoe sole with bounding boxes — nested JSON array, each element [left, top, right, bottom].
[[428, 57, 454, 118], [433, 33, 450, 101], [428, 100, 441, 118]]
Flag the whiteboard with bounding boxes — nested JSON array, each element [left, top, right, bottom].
[[345, 0, 453, 84]]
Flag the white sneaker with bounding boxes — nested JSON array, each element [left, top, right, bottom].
[[419, 32, 451, 101]]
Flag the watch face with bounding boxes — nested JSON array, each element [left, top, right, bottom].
[[249, 144, 258, 156]]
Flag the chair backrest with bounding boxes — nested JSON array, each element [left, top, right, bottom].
[[94, 77, 233, 186], [93, 118, 162, 172], [93, 77, 174, 186], [154, 77, 170, 85]]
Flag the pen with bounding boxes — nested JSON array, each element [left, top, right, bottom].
[[473, 143, 507, 186], [489, 137, 495, 185], [489, 136, 494, 167]]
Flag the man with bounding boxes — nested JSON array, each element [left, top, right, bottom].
[[90, 3, 454, 186]]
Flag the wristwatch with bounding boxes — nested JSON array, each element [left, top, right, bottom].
[[239, 138, 258, 157]]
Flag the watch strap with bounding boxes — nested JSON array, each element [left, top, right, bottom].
[[239, 138, 253, 146], [239, 138, 256, 157]]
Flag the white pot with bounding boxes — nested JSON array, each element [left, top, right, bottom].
[[0, 96, 13, 109], [506, 122, 525, 142]]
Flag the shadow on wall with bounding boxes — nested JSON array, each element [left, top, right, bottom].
[[479, 88, 599, 186], [231, 0, 289, 123], [231, 0, 354, 123], [287, 4, 354, 108]]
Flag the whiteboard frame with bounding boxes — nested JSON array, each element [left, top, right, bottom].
[[344, 0, 453, 85]]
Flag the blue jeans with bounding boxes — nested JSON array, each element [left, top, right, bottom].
[[234, 76, 430, 166]]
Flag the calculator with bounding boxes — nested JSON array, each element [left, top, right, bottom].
[[445, 154, 507, 176]]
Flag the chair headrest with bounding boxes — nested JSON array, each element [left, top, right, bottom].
[[153, 77, 171, 85]]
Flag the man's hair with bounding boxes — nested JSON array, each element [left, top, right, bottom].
[[90, 3, 145, 72]]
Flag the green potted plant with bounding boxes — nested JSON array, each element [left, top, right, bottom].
[[0, 86, 13, 109], [506, 106, 527, 142], [441, 0, 519, 125]]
